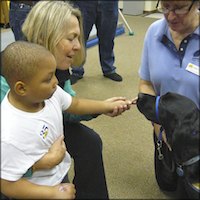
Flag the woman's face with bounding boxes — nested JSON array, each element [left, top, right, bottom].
[[162, 0, 199, 33], [54, 15, 81, 70]]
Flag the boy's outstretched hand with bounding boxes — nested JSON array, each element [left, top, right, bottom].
[[104, 97, 133, 117]]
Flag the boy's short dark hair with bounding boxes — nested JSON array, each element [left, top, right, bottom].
[[2, 41, 53, 86]]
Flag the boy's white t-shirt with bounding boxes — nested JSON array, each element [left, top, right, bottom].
[[1, 86, 72, 186]]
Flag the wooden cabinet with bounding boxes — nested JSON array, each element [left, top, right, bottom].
[[0, 1, 9, 27]]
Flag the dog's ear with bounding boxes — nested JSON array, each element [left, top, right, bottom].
[[172, 109, 199, 183], [136, 93, 159, 123], [158, 92, 198, 134], [173, 109, 199, 159]]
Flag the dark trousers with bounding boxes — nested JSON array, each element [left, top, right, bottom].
[[71, 0, 118, 76], [64, 122, 109, 199]]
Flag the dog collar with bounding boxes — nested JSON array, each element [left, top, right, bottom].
[[158, 126, 164, 141], [155, 96, 161, 122], [155, 96, 165, 141], [155, 96, 164, 140]]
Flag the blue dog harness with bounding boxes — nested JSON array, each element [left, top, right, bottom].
[[155, 96, 165, 160]]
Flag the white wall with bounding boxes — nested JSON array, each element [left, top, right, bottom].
[[119, 0, 123, 9], [144, 1, 157, 12], [119, 1, 157, 12]]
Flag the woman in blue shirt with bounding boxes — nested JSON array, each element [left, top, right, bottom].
[[138, 0, 199, 197]]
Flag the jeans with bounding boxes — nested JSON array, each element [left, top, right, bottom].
[[9, 1, 33, 41], [72, 0, 118, 77], [64, 122, 109, 199]]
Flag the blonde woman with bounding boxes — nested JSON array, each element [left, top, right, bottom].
[[1, 1, 130, 199]]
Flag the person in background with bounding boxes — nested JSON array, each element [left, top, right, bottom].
[[9, 1, 38, 41], [70, 0, 122, 84], [1, 1, 132, 199], [138, 0, 199, 198], [1, 41, 131, 199]]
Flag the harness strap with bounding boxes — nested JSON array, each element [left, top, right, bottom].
[[155, 96, 175, 173], [155, 96, 160, 122]]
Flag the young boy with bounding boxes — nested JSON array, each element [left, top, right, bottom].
[[1, 41, 131, 199]]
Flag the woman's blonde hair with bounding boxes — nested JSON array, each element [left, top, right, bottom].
[[22, 1, 85, 66]]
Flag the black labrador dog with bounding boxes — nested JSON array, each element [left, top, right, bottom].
[[136, 92, 199, 199]]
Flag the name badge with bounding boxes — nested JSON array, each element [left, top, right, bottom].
[[186, 63, 199, 76]]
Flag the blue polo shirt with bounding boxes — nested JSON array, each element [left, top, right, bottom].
[[139, 18, 199, 108]]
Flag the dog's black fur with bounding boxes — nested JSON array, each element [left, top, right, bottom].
[[136, 92, 199, 198]]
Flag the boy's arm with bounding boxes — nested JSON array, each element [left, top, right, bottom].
[[32, 135, 66, 172], [1, 178, 75, 199], [66, 97, 132, 115], [23, 135, 66, 177]]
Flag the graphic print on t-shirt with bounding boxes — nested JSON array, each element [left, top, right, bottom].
[[40, 125, 49, 139]]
